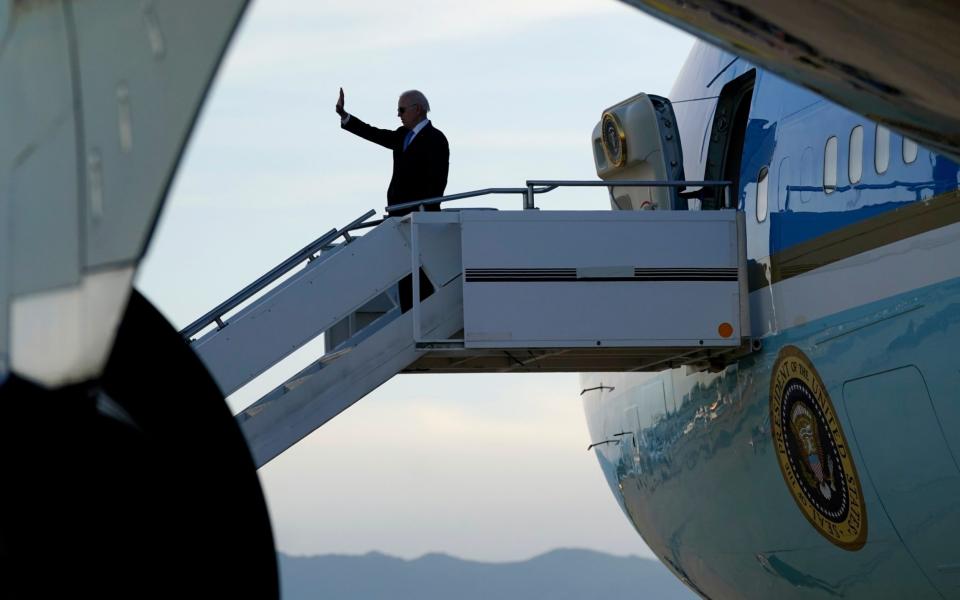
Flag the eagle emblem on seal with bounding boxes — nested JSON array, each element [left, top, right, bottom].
[[600, 112, 626, 168], [770, 346, 868, 550]]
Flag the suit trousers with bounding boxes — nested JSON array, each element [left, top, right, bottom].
[[398, 268, 435, 313]]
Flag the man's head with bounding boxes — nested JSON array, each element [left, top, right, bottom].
[[398, 90, 429, 129]]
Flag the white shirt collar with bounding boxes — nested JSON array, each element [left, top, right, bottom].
[[409, 118, 430, 138]]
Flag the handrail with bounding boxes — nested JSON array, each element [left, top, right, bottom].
[[389, 179, 732, 213], [180, 209, 377, 340], [523, 180, 731, 209], [388, 187, 549, 214], [524, 179, 731, 186], [183, 178, 734, 340]]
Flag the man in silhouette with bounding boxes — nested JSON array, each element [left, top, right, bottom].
[[336, 88, 449, 216], [336, 88, 449, 311]]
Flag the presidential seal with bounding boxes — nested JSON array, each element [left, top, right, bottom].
[[600, 112, 627, 168], [770, 346, 867, 550]]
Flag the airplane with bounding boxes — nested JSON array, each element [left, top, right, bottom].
[[1, 1, 958, 599], [582, 44, 960, 599]]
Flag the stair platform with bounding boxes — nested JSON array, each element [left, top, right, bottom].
[[184, 205, 750, 467]]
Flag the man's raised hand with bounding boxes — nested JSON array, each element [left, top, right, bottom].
[[336, 87, 346, 117]]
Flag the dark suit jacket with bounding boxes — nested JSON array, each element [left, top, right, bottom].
[[342, 116, 449, 216]]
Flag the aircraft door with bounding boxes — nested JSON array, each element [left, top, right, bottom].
[[843, 366, 960, 596], [703, 71, 756, 210]]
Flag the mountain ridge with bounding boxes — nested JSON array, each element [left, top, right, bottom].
[[278, 547, 698, 599]]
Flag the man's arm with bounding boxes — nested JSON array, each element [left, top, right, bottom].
[[336, 87, 400, 150]]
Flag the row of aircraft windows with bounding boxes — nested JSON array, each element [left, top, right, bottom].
[[825, 125, 917, 192], [755, 125, 920, 223]]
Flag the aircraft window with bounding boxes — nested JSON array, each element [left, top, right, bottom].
[[875, 125, 890, 173], [903, 137, 919, 164], [824, 136, 838, 193], [756, 166, 769, 223], [849, 126, 863, 184]]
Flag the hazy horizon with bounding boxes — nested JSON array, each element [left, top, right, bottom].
[[278, 546, 651, 562]]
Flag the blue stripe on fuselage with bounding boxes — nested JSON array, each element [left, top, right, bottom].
[[670, 43, 960, 261]]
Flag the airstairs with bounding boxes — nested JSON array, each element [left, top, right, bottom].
[[182, 182, 751, 467]]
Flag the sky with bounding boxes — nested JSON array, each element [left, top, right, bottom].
[[136, 0, 694, 561]]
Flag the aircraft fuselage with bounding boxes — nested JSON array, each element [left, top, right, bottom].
[[583, 42, 960, 600]]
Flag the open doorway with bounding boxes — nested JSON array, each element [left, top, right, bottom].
[[703, 70, 756, 209]]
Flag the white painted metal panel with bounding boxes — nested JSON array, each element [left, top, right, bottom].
[[411, 213, 463, 287], [71, 0, 249, 267], [461, 210, 744, 348], [461, 210, 739, 269], [462, 282, 740, 347], [192, 219, 412, 396], [239, 277, 464, 467], [2, 7, 81, 298], [0, 0, 248, 386]]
